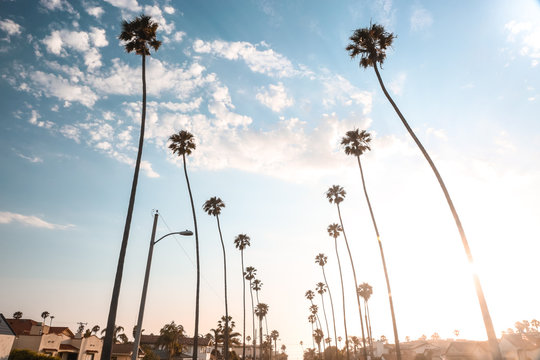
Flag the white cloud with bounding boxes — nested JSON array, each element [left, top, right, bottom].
[[389, 72, 407, 96], [173, 31, 186, 42], [29, 71, 99, 107], [85, 6, 104, 18], [28, 109, 54, 129], [60, 125, 81, 143], [143, 5, 175, 34], [0, 19, 22, 38], [164, 6, 175, 14], [0, 211, 74, 230], [505, 21, 540, 66], [13, 149, 43, 163], [256, 82, 294, 112], [104, 0, 141, 12], [193, 39, 303, 77], [410, 7, 433, 31], [321, 73, 373, 114], [141, 160, 159, 178], [39, 0, 78, 16], [494, 131, 516, 153]]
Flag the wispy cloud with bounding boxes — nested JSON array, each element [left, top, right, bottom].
[[389, 72, 407, 96], [0, 18, 22, 42], [0, 211, 74, 230], [410, 6, 433, 31], [13, 148, 43, 163], [256, 82, 294, 112], [505, 20, 540, 66]]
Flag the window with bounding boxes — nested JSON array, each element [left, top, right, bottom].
[[85, 354, 95, 360]]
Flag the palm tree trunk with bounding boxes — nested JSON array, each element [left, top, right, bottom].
[[372, 63, 502, 360], [336, 204, 368, 360], [366, 301, 373, 356], [321, 267, 339, 360], [354, 153, 401, 360], [319, 294, 331, 350], [182, 152, 201, 360], [309, 300, 326, 354], [333, 237, 350, 360], [249, 281, 256, 360], [241, 252, 246, 360], [259, 318, 263, 360], [216, 216, 229, 360], [101, 52, 146, 360], [310, 322, 315, 352]]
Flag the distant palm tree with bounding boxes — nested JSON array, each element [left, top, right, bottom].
[[313, 329, 323, 360], [245, 266, 257, 359], [270, 330, 279, 360], [326, 185, 368, 360], [357, 283, 374, 354], [315, 282, 331, 348], [169, 130, 201, 360], [13, 311, 22, 319], [308, 315, 317, 350], [315, 253, 338, 360], [255, 304, 269, 360], [101, 325, 125, 344], [327, 224, 350, 360], [234, 234, 251, 360], [92, 325, 100, 335], [305, 290, 325, 352], [41, 311, 49, 326], [204, 196, 230, 360], [158, 321, 185, 360], [251, 279, 269, 348], [102, 14, 161, 360], [346, 24, 501, 360]]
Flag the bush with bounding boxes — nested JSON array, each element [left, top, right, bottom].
[[9, 349, 61, 360]]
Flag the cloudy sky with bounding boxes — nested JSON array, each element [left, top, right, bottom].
[[1, 0, 539, 358]]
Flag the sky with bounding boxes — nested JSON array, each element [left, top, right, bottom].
[[1, 0, 540, 359]]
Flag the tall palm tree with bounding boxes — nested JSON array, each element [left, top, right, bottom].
[[313, 329, 324, 360], [234, 234, 251, 360], [327, 224, 350, 360], [101, 325, 125, 344], [305, 290, 325, 352], [102, 15, 161, 360], [244, 266, 257, 359], [340, 128, 400, 359], [158, 321, 185, 360], [315, 253, 338, 360], [41, 311, 49, 326], [13, 311, 22, 319], [308, 315, 317, 351], [255, 304, 269, 360], [357, 283, 374, 354], [204, 197, 230, 360], [326, 185, 368, 360], [346, 24, 502, 360], [315, 282, 331, 348], [169, 130, 201, 360], [270, 330, 279, 360]]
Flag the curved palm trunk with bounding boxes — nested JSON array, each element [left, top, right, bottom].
[[310, 321, 315, 352], [355, 153, 400, 360], [333, 237, 350, 360], [336, 204, 368, 360], [319, 294, 331, 349], [249, 281, 256, 360], [372, 63, 502, 360], [259, 318, 263, 360], [365, 301, 373, 356], [321, 266, 339, 360], [102, 52, 147, 360], [216, 216, 229, 360], [182, 152, 201, 360], [241, 252, 246, 360], [309, 300, 326, 354]]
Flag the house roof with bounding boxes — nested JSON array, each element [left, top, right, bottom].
[[112, 343, 145, 356], [59, 344, 80, 352], [48, 326, 75, 337], [0, 314, 16, 336], [444, 341, 489, 355], [502, 333, 540, 350], [6, 318, 40, 335]]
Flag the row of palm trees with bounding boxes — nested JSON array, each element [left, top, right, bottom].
[[301, 21, 501, 360]]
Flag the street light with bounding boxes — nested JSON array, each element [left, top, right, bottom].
[[132, 210, 193, 360]]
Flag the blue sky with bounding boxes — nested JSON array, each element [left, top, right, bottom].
[[1, 0, 540, 358]]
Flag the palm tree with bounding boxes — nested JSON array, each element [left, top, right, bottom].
[[346, 24, 501, 360], [327, 224, 350, 360], [169, 130, 201, 360], [102, 15, 161, 360], [305, 290, 325, 353], [315, 253, 338, 360], [315, 282, 331, 349], [357, 283, 374, 355], [313, 329, 323, 360], [308, 315, 317, 351], [13, 311, 22, 319], [234, 234, 251, 360], [326, 185, 368, 360], [340, 128, 400, 359], [92, 325, 101, 335], [245, 266, 257, 359], [218, 316, 242, 357], [101, 325, 125, 344], [270, 330, 279, 360], [158, 321, 185, 360], [41, 311, 49, 326], [204, 196, 230, 360], [255, 304, 269, 360]]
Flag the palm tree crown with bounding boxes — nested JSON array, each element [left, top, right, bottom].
[[326, 185, 345, 205], [346, 23, 394, 68], [252, 279, 263, 292], [234, 234, 251, 250], [119, 15, 161, 56], [315, 282, 327, 295], [244, 266, 257, 281], [255, 303, 269, 319], [169, 130, 196, 157], [341, 129, 372, 157], [357, 283, 373, 301], [315, 253, 327, 267], [327, 224, 343, 239], [305, 290, 315, 301], [203, 197, 225, 216]]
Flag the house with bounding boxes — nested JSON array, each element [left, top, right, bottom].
[[442, 340, 490, 360], [499, 333, 540, 360], [111, 343, 145, 360], [398, 340, 445, 360], [7, 317, 103, 360], [0, 314, 16, 360], [140, 334, 211, 360]]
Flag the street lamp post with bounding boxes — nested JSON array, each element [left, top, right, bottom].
[[131, 210, 193, 360]]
